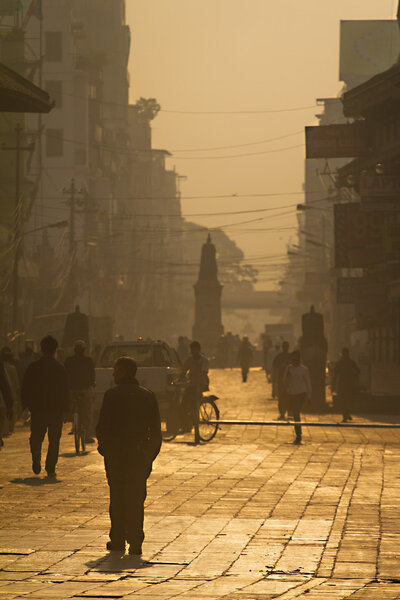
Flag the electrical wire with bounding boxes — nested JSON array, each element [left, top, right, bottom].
[[161, 105, 317, 115], [47, 88, 317, 115]]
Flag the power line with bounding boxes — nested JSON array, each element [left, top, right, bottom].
[[47, 88, 317, 115], [171, 143, 304, 160], [170, 130, 303, 152], [161, 105, 317, 115], [43, 130, 304, 160]]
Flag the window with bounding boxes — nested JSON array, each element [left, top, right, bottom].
[[46, 129, 63, 157], [45, 32, 62, 62], [45, 80, 62, 108]]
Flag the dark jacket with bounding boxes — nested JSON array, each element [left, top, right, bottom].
[[64, 354, 95, 390], [273, 351, 291, 386], [96, 380, 162, 467], [333, 357, 360, 394], [21, 356, 70, 418], [0, 360, 13, 415], [238, 342, 253, 367]]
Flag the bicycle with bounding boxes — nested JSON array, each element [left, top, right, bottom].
[[162, 386, 220, 443]]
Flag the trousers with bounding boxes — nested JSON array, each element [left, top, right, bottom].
[[71, 389, 93, 435], [338, 390, 352, 419], [288, 392, 306, 438], [105, 456, 148, 549], [30, 413, 63, 473], [277, 384, 288, 417]]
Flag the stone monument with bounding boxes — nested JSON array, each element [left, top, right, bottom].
[[300, 305, 328, 408], [62, 304, 90, 349], [193, 234, 224, 354]]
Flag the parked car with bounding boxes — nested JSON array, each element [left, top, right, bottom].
[[93, 339, 184, 432]]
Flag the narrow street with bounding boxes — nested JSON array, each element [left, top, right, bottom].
[[1, 369, 400, 599]]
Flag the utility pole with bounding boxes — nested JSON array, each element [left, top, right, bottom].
[[63, 178, 77, 254], [62, 179, 84, 309], [3, 123, 34, 333]]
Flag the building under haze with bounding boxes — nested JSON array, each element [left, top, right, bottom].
[[281, 18, 400, 388], [0, 0, 188, 345]]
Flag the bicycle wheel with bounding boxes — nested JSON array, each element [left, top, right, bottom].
[[162, 417, 178, 442], [198, 398, 219, 442], [73, 413, 80, 454]]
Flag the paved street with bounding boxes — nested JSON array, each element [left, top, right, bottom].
[[1, 368, 400, 599]]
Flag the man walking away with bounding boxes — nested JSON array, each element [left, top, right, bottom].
[[332, 347, 360, 423], [266, 343, 280, 385], [21, 336, 70, 477], [272, 341, 291, 419], [0, 361, 13, 448], [181, 341, 209, 432], [1, 347, 21, 432], [284, 350, 311, 445], [96, 357, 161, 555], [65, 340, 96, 443], [238, 337, 253, 383]]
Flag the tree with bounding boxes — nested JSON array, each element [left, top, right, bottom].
[[134, 97, 161, 122]]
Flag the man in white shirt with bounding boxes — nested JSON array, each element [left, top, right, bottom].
[[284, 350, 311, 444]]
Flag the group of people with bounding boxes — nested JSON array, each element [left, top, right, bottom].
[[269, 341, 360, 443], [0, 327, 361, 555], [3, 335, 162, 556], [2, 334, 212, 556]]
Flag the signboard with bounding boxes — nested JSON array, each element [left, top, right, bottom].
[[360, 174, 400, 212], [305, 123, 368, 159], [336, 277, 363, 304], [334, 202, 400, 268], [340, 21, 400, 85], [355, 282, 389, 329], [360, 174, 400, 197], [361, 197, 400, 212]]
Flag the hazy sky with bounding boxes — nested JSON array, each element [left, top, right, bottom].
[[127, 0, 397, 289]]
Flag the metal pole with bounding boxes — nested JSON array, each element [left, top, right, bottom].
[[203, 419, 400, 429], [69, 178, 76, 254], [12, 124, 22, 332]]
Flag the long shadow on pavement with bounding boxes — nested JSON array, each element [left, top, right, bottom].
[[86, 553, 150, 573], [60, 451, 90, 458], [10, 476, 61, 486]]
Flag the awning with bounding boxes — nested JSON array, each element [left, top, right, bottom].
[[0, 62, 53, 113]]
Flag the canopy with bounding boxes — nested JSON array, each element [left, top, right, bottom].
[[0, 62, 53, 113]]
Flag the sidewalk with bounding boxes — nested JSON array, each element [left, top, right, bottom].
[[0, 368, 399, 599]]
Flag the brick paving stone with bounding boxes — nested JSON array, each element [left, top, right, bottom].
[[1, 368, 400, 598]]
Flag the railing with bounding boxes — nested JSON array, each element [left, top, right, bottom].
[[203, 419, 400, 429]]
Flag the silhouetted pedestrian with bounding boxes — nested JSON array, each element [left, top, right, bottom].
[[21, 336, 70, 477], [332, 347, 360, 423], [96, 357, 161, 555], [1, 347, 20, 431], [19, 343, 36, 379], [272, 341, 291, 419], [238, 337, 253, 382], [284, 350, 311, 444], [177, 336, 190, 363], [65, 340, 96, 442], [181, 341, 209, 432], [0, 360, 13, 448]]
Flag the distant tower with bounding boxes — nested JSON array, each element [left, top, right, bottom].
[[192, 234, 223, 354]]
